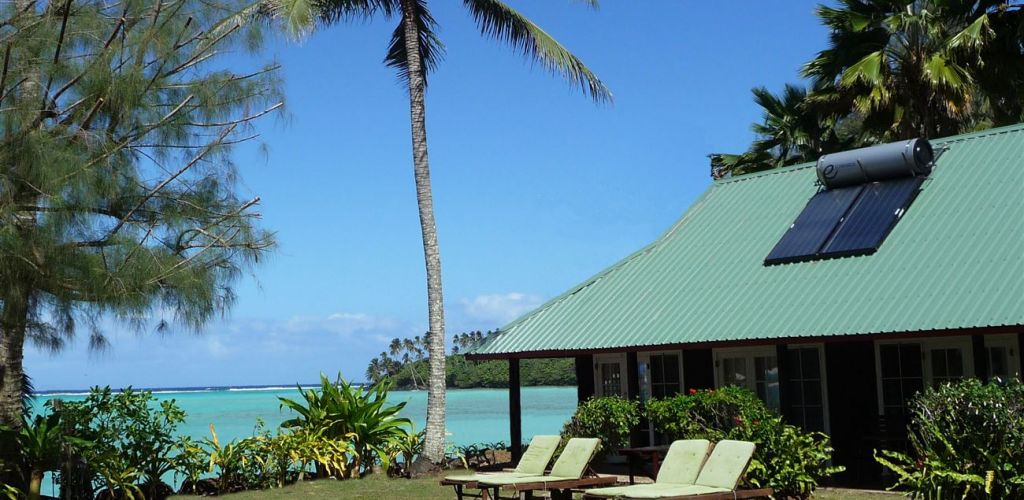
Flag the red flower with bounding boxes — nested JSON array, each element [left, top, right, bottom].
[[688, 388, 698, 395], [733, 416, 743, 426]]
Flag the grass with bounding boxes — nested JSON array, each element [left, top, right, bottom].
[[170, 474, 907, 499]]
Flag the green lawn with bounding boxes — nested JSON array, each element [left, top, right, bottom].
[[171, 474, 906, 499]]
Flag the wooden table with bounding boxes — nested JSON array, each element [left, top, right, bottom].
[[617, 445, 670, 484]]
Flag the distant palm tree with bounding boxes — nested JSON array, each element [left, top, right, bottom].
[[803, 0, 1023, 139], [389, 338, 403, 358], [268, 0, 610, 465]]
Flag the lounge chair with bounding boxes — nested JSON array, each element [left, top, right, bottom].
[[474, 437, 616, 500], [582, 439, 712, 499], [440, 435, 561, 499], [583, 440, 772, 499]]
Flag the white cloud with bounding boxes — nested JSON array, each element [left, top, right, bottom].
[[206, 336, 232, 359], [460, 292, 543, 325], [285, 312, 400, 336]]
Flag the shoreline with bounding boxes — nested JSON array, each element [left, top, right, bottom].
[[33, 383, 577, 397]]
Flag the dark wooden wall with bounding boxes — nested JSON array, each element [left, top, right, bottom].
[[683, 349, 714, 390], [1019, 333, 1024, 376], [972, 335, 989, 380], [824, 340, 879, 486], [574, 354, 595, 403]]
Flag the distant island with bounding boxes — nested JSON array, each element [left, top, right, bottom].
[[365, 331, 576, 389]]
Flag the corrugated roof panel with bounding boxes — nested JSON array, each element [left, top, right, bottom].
[[471, 125, 1024, 356]]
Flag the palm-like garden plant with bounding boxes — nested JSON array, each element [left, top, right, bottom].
[[0, 412, 90, 500], [264, 0, 610, 464], [803, 0, 1023, 139], [279, 374, 412, 477]]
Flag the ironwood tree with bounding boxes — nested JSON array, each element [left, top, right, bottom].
[[0, 0, 282, 480]]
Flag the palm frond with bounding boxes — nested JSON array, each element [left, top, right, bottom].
[[265, 0, 394, 38], [462, 0, 611, 103], [384, 0, 445, 86], [946, 13, 993, 52]]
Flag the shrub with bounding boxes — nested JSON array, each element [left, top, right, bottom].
[[278, 374, 411, 477], [646, 386, 841, 499], [561, 396, 640, 458], [58, 387, 185, 499], [875, 378, 1024, 499]]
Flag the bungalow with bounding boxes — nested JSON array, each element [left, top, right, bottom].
[[464, 124, 1024, 484]]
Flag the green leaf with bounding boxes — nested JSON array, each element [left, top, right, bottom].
[[462, 0, 611, 103]]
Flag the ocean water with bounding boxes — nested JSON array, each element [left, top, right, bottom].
[[31, 385, 577, 495], [34, 385, 578, 446]]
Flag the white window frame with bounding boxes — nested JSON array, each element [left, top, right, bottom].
[[638, 350, 684, 401], [874, 336, 974, 415], [712, 346, 780, 411], [784, 343, 831, 434], [594, 353, 629, 398], [984, 333, 1021, 380]]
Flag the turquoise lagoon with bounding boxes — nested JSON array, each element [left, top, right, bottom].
[[33, 385, 577, 495], [34, 385, 577, 448]]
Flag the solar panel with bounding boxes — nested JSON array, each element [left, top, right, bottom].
[[764, 185, 864, 265], [821, 177, 924, 257]]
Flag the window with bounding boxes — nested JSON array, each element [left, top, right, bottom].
[[985, 334, 1020, 381], [649, 353, 681, 399], [989, 346, 1009, 380], [785, 347, 827, 432], [600, 362, 622, 397], [714, 348, 779, 412], [930, 348, 964, 387], [595, 354, 627, 398], [877, 337, 974, 415], [878, 343, 923, 416]]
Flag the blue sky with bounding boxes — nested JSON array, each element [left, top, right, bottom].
[[27, 1, 831, 390]]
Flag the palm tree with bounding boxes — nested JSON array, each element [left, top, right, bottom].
[[268, 0, 609, 465], [710, 84, 854, 178], [803, 0, 1023, 140]]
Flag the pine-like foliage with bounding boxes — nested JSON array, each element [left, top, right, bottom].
[[0, 0, 283, 428]]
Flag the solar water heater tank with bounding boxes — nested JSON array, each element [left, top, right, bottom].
[[816, 138, 933, 189]]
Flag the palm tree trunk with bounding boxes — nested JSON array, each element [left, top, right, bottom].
[[400, 0, 446, 466]]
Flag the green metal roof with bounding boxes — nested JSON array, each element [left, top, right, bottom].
[[469, 124, 1024, 358]]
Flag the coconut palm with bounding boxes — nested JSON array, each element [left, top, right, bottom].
[[803, 0, 1023, 139], [266, 0, 609, 464], [710, 84, 855, 178]]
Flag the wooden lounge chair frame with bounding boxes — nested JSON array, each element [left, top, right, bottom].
[[653, 488, 774, 500], [480, 468, 618, 500], [580, 486, 773, 500], [581, 440, 771, 500]]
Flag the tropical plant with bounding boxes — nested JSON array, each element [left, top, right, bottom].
[[59, 387, 187, 498], [803, 0, 1024, 140], [91, 453, 146, 500], [282, 427, 353, 481], [279, 374, 412, 477], [205, 424, 250, 493], [0, 411, 91, 500], [711, 84, 862, 177], [264, 0, 609, 465], [0, 484, 21, 500], [382, 426, 426, 477], [561, 396, 639, 458], [646, 386, 842, 499], [0, 0, 281, 479], [875, 378, 1024, 499], [171, 436, 212, 495]]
